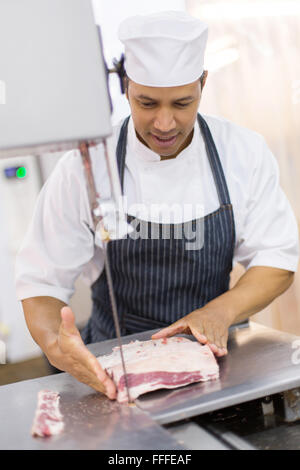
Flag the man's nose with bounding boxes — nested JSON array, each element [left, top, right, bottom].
[[153, 108, 176, 133]]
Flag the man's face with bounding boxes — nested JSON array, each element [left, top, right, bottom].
[[126, 79, 203, 159]]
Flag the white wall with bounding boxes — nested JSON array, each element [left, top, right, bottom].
[[0, 195, 41, 362]]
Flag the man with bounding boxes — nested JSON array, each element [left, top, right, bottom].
[[16, 11, 299, 400]]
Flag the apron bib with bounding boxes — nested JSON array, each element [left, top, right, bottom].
[[81, 114, 236, 343]]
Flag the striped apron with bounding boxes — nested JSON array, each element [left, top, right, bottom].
[[81, 114, 236, 344]]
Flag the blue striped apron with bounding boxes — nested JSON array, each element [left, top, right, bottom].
[[81, 114, 236, 344]]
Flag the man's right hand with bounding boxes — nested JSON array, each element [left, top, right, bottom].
[[46, 306, 117, 400]]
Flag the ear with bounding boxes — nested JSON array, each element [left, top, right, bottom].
[[123, 76, 129, 100], [201, 70, 208, 90]]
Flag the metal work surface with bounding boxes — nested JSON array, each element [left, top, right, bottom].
[[135, 323, 300, 424], [1, 322, 300, 449], [165, 422, 230, 450], [0, 368, 183, 450]]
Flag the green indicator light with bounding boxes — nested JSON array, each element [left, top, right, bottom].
[[16, 167, 27, 179]]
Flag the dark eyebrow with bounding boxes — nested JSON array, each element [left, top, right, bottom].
[[136, 95, 156, 101], [175, 96, 195, 102], [136, 95, 195, 102]]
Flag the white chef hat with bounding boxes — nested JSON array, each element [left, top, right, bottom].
[[118, 11, 208, 88]]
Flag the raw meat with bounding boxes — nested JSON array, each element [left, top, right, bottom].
[[31, 390, 64, 437], [97, 337, 219, 403]]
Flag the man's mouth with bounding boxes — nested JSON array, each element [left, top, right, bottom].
[[151, 133, 178, 148]]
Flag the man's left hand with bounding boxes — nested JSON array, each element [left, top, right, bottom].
[[151, 307, 232, 357]]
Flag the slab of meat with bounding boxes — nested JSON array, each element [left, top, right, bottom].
[[97, 337, 219, 404], [31, 390, 64, 437]]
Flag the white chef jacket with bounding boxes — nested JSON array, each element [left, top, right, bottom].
[[15, 114, 299, 304]]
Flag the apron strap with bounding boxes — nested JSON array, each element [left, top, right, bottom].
[[116, 116, 130, 192], [116, 114, 233, 207], [197, 114, 232, 206]]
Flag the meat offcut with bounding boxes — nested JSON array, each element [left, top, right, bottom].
[[31, 390, 64, 437], [97, 337, 219, 403]]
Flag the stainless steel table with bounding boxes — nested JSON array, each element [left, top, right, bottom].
[[0, 371, 183, 450], [136, 322, 300, 424], [1, 322, 300, 450]]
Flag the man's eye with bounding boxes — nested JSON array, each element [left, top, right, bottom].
[[140, 102, 155, 107], [175, 102, 190, 108]]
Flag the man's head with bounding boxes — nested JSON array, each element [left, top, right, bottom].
[[124, 72, 207, 159], [118, 11, 209, 158]]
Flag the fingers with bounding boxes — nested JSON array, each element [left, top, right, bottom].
[[68, 348, 117, 399], [151, 321, 185, 339], [218, 331, 228, 356], [60, 306, 80, 336], [70, 361, 116, 399], [206, 331, 228, 357], [205, 337, 227, 357], [188, 326, 207, 345], [212, 328, 228, 357], [58, 306, 117, 399], [68, 341, 117, 399], [151, 317, 227, 356], [190, 320, 228, 356], [83, 348, 117, 398], [201, 323, 220, 355]]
